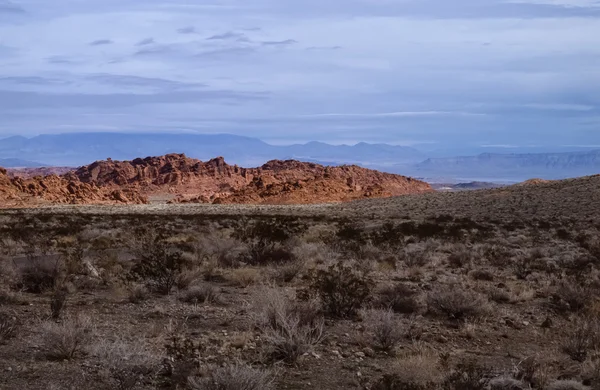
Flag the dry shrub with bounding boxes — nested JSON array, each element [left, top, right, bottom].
[[512, 356, 552, 390], [229, 268, 263, 287], [93, 338, 161, 390], [362, 309, 403, 352], [447, 244, 475, 269], [488, 288, 513, 304], [188, 364, 273, 390], [0, 288, 21, 305], [484, 244, 515, 267], [374, 350, 442, 390], [426, 285, 489, 321], [272, 260, 305, 284], [311, 261, 374, 318], [292, 242, 339, 266], [19, 259, 61, 294], [128, 230, 187, 295], [179, 285, 220, 304], [0, 257, 19, 288], [550, 281, 591, 314], [547, 380, 590, 390], [402, 245, 435, 268], [193, 233, 247, 268], [50, 289, 68, 320], [251, 287, 324, 363], [41, 315, 93, 360], [376, 284, 421, 314], [128, 284, 150, 304], [562, 317, 600, 362], [488, 376, 525, 390], [442, 359, 491, 390], [470, 269, 494, 282], [176, 268, 202, 291], [0, 312, 17, 342]]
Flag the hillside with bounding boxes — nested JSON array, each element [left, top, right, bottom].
[[70, 154, 432, 204], [0, 154, 431, 207], [0, 167, 144, 207]]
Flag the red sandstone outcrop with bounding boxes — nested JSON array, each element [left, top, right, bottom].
[[71, 154, 432, 204], [0, 154, 432, 207], [0, 167, 146, 208]]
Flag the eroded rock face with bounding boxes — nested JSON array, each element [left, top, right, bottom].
[[0, 168, 147, 207], [0, 154, 432, 207], [71, 154, 433, 204]]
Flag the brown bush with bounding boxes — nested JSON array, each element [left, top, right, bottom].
[[550, 281, 592, 314], [426, 285, 489, 321], [188, 364, 273, 390], [0, 312, 17, 343], [547, 380, 590, 390], [41, 315, 93, 360], [470, 269, 494, 281], [562, 317, 600, 362], [447, 244, 475, 269], [251, 287, 324, 363], [376, 284, 420, 314], [311, 261, 374, 319], [179, 285, 220, 304], [362, 309, 403, 352], [127, 284, 150, 304]]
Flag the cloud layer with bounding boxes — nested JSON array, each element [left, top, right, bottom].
[[0, 0, 599, 150]]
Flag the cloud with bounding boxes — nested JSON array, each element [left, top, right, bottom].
[[306, 46, 342, 51], [136, 38, 155, 46], [89, 39, 113, 46], [0, 88, 269, 110], [0, 1, 24, 13], [86, 74, 207, 91], [177, 26, 196, 34], [1, 0, 600, 150], [299, 111, 487, 119], [261, 39, 297, 46], [207, 31, 250, 41], [0, 76, 69, 86]]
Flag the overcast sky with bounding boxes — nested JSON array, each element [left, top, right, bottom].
[[0, 0, 599, 149]]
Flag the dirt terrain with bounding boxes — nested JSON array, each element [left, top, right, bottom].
[[1, 174, 600, 390]]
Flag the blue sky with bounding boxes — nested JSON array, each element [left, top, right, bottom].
[[0, 0, 599, 150]]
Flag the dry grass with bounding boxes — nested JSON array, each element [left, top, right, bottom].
[[361, 309, 403, 353], [426, 285, 490, 321], [251, 286, 324, 363], [188, 364, 274, 390], [40, 315, 93, 360]]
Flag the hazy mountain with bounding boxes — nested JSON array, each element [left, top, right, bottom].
[[0, 133, 426, 167], [0, 158, 45, 168], [411, 150, 600, 181]]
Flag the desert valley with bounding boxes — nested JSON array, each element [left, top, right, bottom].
[[2, 152, 600, 390]]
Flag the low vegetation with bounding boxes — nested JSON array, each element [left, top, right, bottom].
[[1, 183, 600, 388]]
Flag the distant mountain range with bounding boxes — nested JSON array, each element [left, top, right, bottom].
[[0, 158, 44, 168], [1, 133, 599, 182], [0, 133, 425, 167], [409, 150, 600, 181]]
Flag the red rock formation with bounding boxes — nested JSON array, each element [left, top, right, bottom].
[[1, 154, 432, 207], [0, 167, 146, 208], [72, 154, 432, 204]]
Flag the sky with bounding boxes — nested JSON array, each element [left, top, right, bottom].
[[0, 0, 599, 150]]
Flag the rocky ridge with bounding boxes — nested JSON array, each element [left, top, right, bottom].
[[71, 154, 433, 204], [0, 167, 146, 207], [0, 154, 432, 207]]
